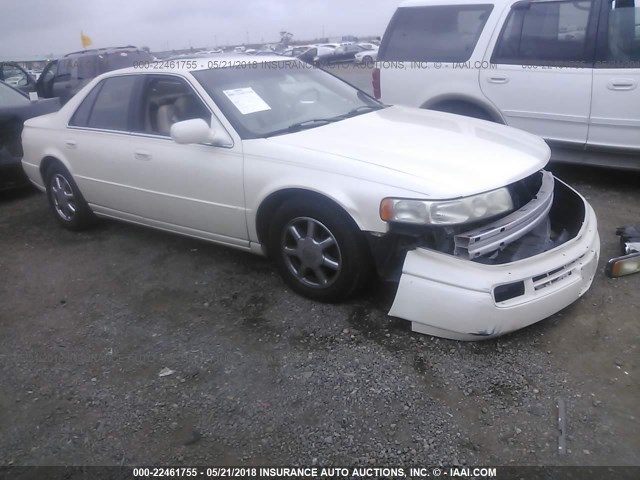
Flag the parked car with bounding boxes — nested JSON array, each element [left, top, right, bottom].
[[355, 48, 379, 65], [282, 45, 315, 57], [36, 46, 154, 105], [20, 57, 599, 340], [315, 44, 365, 65], [376, 0, 640, 170], [0, 81, 59, 190], [358, 43, 379, 51], [253, 51, 283, 57], [297, 46, 334, 64], [195, 49, 224, 56], [0, 62, 37, 95]]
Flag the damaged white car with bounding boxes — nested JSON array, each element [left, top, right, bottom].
[[20, 57, 600, 340]]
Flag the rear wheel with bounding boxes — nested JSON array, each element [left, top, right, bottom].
[[363, 56, 373, 66], [45, 163, 95, 230], [268, 198, 372, 302]]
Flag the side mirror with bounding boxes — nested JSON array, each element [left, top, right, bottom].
[[170, 119, 215, 145], [170, 118, 233, 147]]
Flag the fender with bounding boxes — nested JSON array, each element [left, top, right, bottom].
[[422, 94, 506, 124]]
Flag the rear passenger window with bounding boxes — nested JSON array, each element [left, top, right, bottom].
[[379, 5, 494, 62], [493, 1, 595, 65], [86, 76, 137, 131], [69, 81, 103, 127], [600, 0, 640, 65]]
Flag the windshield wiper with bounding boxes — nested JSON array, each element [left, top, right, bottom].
[[266, 105, 385, 137], [338, 104, 385, 118], [267, 118, 339, 136]]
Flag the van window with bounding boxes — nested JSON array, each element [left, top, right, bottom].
[[493, 0, 595, 65], [600, 0, 640, 65], [379, 5, 494, 62]]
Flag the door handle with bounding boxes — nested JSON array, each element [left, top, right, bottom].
[[65, 140, 77, 149], [134, 150, 152, 160], [488, 75, 509, 84], [607, 79, 637, 91]]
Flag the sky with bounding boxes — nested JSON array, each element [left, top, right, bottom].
[[0, 0, 402, 59]]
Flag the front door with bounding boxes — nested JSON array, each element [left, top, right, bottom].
[[480, 0, 599, 145], [588, 0, 640, 151]]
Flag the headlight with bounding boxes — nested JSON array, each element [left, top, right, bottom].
[[380, 187, 513, 226]]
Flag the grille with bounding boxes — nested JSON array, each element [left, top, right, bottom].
[[532, 255, 584, 292]]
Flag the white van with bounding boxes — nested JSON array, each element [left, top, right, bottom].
[[376, 0, 640, 169]]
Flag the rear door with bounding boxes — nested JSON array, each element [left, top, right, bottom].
[[480, 0, 599, 145], [68, 74, 247, 244], [66, 75, 142, 209], [378, 4, 495, 105], [588, 0, 640, 150]]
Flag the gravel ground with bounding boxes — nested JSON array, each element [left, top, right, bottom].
[[0, 67, 638, 467]]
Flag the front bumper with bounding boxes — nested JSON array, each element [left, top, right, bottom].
[[388, 185, 600, 341]]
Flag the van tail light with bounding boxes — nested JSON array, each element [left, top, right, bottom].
[[372, 67, 381, 99]]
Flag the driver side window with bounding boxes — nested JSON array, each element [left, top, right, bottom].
[[137, 76, 211, 137]]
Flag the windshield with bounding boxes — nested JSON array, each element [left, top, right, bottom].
[[0, 81, 28, 106], [192, 60, 383, 139]]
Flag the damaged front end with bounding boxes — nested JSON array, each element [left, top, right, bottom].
[[370, 170, 599, 340]]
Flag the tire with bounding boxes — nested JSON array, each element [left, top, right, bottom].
[[363, 56, 373, 66], [268, 197, 373, 303], [45, 163, 95, 230]]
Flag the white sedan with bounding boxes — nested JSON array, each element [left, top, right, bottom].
[[354, 48, 378, 65], [21, 56, 600, 340]]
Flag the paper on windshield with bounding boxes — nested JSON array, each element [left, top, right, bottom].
[[222, 87, 271, 115]]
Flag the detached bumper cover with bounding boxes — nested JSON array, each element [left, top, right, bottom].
[[389, 185, 599, 340]]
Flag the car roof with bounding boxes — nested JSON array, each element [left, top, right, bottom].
[[62, 46, 147, 58]]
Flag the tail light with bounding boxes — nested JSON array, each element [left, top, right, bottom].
[[372, 67, 381, 99]]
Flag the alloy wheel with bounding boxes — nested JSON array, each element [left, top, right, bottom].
[[281, 216, 342, 288], [50, 174, 76, 221]]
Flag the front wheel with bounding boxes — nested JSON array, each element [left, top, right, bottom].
[[45, 164, 95, 230], [268, 198, 373, 302]]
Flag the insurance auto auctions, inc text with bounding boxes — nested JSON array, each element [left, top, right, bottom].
[[256, 466, 497, 477]]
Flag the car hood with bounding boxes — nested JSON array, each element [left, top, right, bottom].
[[263, 105, 550, 198]]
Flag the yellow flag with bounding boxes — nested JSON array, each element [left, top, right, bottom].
[[81, 32, 93, 48]]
